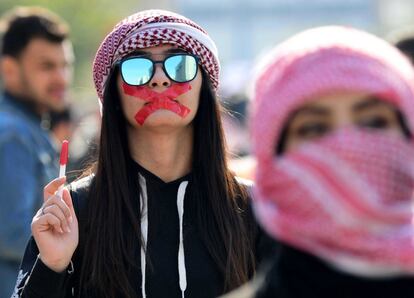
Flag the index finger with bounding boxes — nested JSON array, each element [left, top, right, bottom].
[[43, 176, 66, 201]]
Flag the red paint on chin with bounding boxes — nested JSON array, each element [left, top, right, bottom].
[[122, 83, 192, 125]]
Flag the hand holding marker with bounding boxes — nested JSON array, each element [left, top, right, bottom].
[[32, 139, 79, 273]]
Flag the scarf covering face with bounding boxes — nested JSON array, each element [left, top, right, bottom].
[[250, 26, 414, 277], [93, 9, 219, 102]]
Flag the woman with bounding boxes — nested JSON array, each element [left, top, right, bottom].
[[245, 26, 414, 297], [12, 10, 272, 298]]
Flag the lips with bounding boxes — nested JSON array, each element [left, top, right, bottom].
[[48, 88, 66, 100], [122, 83, 192, 125], [143, 99, 178, 105]]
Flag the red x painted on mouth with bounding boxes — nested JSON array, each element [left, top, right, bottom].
[[122, 83, 192, 125]]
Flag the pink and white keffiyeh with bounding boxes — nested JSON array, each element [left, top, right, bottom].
[[93, 9, 220, 102], [256, 129, 414, 276], [251, 26, 414, 276]]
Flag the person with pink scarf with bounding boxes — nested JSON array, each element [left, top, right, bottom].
[[244, 26, 414, 298]]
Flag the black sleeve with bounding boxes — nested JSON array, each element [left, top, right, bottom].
[[10, 237, 74, 298]]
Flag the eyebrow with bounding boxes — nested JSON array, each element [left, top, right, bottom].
[[352, 97, 395, 112], [291, 105, 330, 117], [127, 48, 186, 57], [165, 48, 187, 54]]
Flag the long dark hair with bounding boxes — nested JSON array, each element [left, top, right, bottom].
[[78, 68, 256, 297]]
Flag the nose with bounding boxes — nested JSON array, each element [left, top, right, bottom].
[[148, 63, 171, 89], [54, 65, 71, 87]]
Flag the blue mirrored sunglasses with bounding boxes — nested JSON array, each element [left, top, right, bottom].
[[119, 54, 199, 86]]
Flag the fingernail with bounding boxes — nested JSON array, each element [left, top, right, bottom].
[[67, 227, 71, 233], [59, 228, 64, 234], [68, 216, 73, 223]]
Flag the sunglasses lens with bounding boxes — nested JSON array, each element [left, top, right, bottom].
[[121, 58, 153, 86], [164, 55, 197, 83]]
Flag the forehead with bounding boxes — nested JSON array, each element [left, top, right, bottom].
[[294, 92, 399, 114], [20, 38, 73, 62]]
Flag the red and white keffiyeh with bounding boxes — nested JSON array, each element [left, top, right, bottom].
[[251, 26, 414, 276], [93, 9, 220, 102]]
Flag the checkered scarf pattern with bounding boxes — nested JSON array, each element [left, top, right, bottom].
[[93, 9, 220, 102], [251, 26, 414, 276]]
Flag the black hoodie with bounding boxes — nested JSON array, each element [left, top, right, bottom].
[[12, 162, 275, 298]]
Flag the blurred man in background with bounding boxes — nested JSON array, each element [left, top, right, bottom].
[[0, 6, 73, 296]]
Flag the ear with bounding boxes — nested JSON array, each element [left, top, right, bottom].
[[0, 56, 19, 86]]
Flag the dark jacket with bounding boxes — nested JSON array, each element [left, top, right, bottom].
[[226, 241, 414, 298], [12, 162, 275, 298]]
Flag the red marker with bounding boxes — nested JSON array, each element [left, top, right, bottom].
[[57, 140, 69, 197]]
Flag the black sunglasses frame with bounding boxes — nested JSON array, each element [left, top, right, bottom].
[[119, 53, 200, 86]]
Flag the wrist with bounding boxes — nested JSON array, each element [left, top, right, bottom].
[[39, 255, 71, 273]]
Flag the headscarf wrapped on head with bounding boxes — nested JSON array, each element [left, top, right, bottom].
[[251, 26, 414, 161], [250, 26, 414, 277], [92, 9, 220, 103]]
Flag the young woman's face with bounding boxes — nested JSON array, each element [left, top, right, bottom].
[[283, 92, 407, 152], [116, 44, 202, 130]]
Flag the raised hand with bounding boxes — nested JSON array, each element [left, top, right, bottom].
[[31, 176, 79, 272]]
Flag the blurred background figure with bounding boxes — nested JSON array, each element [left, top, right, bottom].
[[229, 26, 414, 298], [0, 6, 73, 296]]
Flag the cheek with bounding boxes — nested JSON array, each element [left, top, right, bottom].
[[32, 71, 54, 90], [282, 128, 312, 154], [185, 78, 202, 111], [118, 83, 143, 106], [117, 91, 138, 118], [283, 138, 301, 154], [119, 93, 144, 116], [389, 116, 408, 138], [183, 88, 200, 110], [23, 72, 47, 93], [385, 126, 407, 139], [120, 97, 142, 126]]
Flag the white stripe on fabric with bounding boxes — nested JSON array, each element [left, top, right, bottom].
[[132, 22, 218, 59], [139, 174, 148, 298], [279, 158, 358, 227], [304, 144, 411, 217], [177, 181, 188, 298]]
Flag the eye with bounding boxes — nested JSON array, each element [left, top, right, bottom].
[[357, 116, 390, 130], [294, 122, 331, 139], [39, 62, 55, 71]]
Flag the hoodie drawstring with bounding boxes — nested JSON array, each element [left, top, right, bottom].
[[139, 174, 148, 298], [177, 181, 188, 298], [139, 175, 189, 298]]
